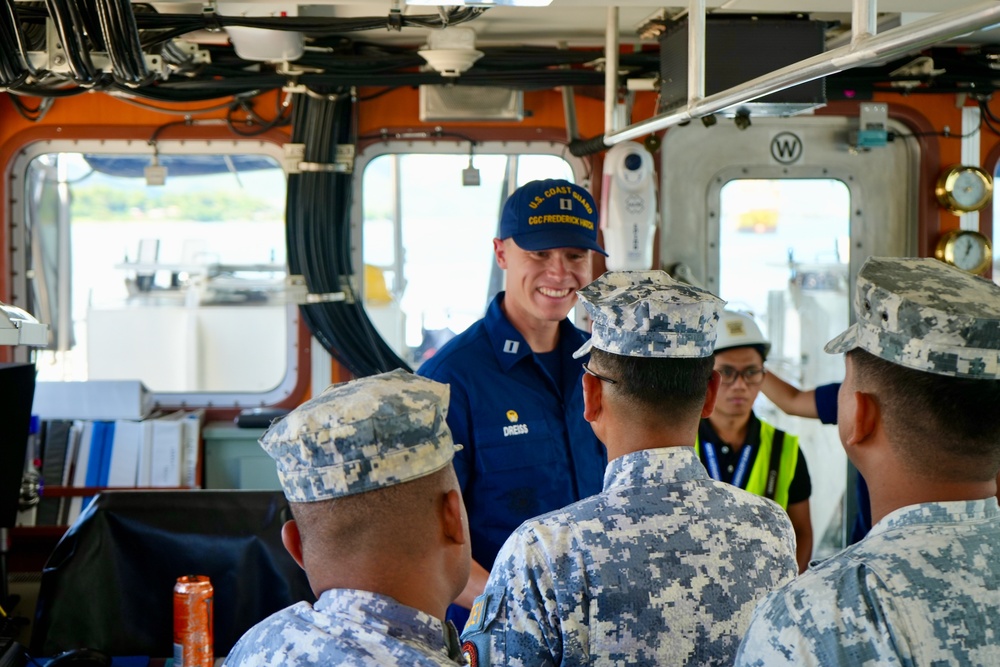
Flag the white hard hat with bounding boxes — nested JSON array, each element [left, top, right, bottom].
[[715, 310, 771, 357]]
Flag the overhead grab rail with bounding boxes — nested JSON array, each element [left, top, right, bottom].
[[604, 0, 1000, 146]]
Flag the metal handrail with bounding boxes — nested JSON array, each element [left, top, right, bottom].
[[605, 0, 1000, 145]]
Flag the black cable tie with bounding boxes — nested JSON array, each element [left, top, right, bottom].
[[298, 160, 351, 173], [202, 6, 222, 32], [386, 9, 402, 32]]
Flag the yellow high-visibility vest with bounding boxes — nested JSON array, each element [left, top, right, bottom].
[[695, 420, 800, 509]]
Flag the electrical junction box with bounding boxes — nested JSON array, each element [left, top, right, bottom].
[[144, 164, 167, 186], [659, 15, 827, 117], [462, 165, 481, 186], [853, 102, 889, 148]]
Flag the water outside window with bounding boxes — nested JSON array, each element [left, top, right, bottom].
[[28, 152, 289, 394], [362, 152, 574, 367], [718, 178, 851, 557]]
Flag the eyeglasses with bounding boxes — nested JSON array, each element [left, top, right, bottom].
[[582, 362, 617, 385], [716, 366, 765, 385]]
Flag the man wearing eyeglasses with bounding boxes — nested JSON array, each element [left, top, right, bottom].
[[697, 310, 813, 572]]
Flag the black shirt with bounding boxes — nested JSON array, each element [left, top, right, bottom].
[[697, 412, 811, 505]]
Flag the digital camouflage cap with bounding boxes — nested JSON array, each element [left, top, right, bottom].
[[825, 256, 1000, 379], [573, 270, 726, 359], [259, 369, 461, 502]]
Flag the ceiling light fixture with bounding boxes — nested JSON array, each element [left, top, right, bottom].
[[418, 27, 483, 77]]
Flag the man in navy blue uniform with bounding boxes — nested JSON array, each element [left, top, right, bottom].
[[418, 179, 608, 627]]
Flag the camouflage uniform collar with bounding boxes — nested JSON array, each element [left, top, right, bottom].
[[443, 620, 464, 663], [316, 588, 459, 660], [603, 446, 708, 492], [867, 498, 1000, 538]]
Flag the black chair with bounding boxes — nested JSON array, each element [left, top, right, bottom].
[[30, 490, 314, 658]]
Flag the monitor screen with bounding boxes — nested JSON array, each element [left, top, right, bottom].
[[0, 363, 35, 528]]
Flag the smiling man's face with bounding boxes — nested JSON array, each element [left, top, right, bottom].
[[494, 238, 592, 332]]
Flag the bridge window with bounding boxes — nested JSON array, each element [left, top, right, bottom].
[[15, 143, 295, 406], [359, 148, 576, 368], [718, 177, 851, 557]]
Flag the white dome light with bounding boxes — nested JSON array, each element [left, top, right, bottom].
[[418, 27, 483, 77]]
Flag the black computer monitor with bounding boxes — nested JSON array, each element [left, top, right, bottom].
[[0, 363, 35, 529]]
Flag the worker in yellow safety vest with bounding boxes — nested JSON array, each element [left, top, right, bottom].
[[696, 310, 813, 572]]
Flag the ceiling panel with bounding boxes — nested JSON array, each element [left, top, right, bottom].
[[152, 1, 1000, 47]]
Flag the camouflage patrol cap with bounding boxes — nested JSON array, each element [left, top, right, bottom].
[[573, 270, 726, 359], [259, 369, 461, 502], [825, 256, 1000, 378]]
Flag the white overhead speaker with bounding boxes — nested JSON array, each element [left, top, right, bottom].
[[419, 86, 524, 122], [219, 3, 304, 62], [418, 27, 483, 77]]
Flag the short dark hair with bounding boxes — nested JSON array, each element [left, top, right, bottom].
[[849, 348, 1000, 481], [290, 466, 449, 562], [591, 348, 714, 423]]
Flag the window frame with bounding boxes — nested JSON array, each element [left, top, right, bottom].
[[706, 167, 868, 300], [8, 137, 302, 409], [350, 140, 590, 350]]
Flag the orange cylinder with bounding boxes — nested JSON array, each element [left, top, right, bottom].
[[173, 574, 214, 667]]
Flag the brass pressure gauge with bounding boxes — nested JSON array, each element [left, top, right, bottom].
[[934, 229, 992, 275], [935, 165, 993, 214]]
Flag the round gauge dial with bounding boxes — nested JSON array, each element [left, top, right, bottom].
[[935, 166, 993, 214], [934, 229, 993, 275]]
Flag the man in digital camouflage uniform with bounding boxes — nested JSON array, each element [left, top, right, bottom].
[[737, 256, 1000, 666], [224, 370, 470, 667], [460, 270, 798, 666]]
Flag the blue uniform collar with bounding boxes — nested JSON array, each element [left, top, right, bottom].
[[603, 447, 708, 492], [316, 588, 462, 661], [484, 292, 585, 372]]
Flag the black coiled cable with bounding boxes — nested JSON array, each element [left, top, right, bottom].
[[0, 0, 35, 86], [286, 91, 410, 378], [43, 0, 98, 84], [93, 0, 150, 85]]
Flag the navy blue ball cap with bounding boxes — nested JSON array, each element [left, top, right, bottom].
[[499, 179, 607, 256]]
